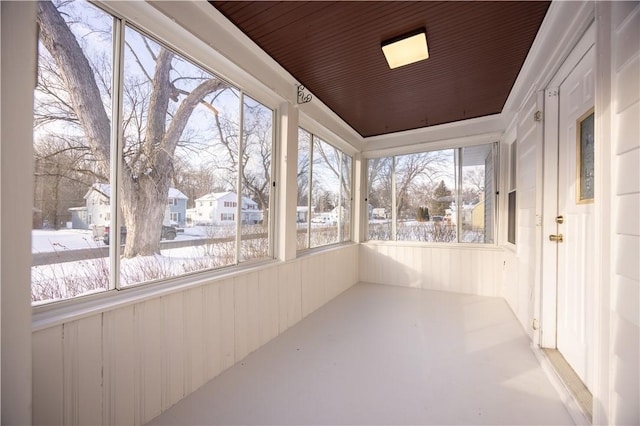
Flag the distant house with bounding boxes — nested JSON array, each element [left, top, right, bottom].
[[296, 206, 309, 223], [166, 188, 189, 227], [187, 191, 261, 225], [68, 206, 89, 230], [69, 183, 188, 229], [371, 207, 386, 219], [84, 183, 112, 228], [331, 205, 349, 222]]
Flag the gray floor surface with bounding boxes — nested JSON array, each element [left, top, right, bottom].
[[149, 283, 574, 425]]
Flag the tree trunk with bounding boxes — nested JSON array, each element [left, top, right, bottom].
[[38, 1, 226, 258], [121, 173, 169, 257], [37, 1, 111, 177]]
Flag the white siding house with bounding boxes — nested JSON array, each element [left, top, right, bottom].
[[77, 183, 188, 228], [188, 191, 261, 225], [84, 183, 111, 228]]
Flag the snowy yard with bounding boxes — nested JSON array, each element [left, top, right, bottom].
[[32, 228, 209, 253], [31, 226, 268, 304]]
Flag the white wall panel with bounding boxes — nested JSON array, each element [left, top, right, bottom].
[[103, 307, 136, 425], [202, 282, 224, 383], [33, 327, 63, 426], [502, 90, 540, 337], [610, 3, 640, 424], [360, 244, 502, 297], [615, 102, 640, 154], [233, 273, 251, 362], [277, 262, 302, 333], [184, 287, 205, 396], [258, 267, 280, 346], [615, 148, 640, 195], [134, 299, 162, 425], [614, 57, 639, 113], [219, 279, 236, 370], [32, 245, 359, 424], [615, 193, 639, 236], [61, 317, 104, 426], [162, 293, 185, 410]]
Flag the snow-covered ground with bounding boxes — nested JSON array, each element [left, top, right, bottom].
[[31, 226, 267, 304], [32, 229, 102, 253], [32, 227, 210, 253]]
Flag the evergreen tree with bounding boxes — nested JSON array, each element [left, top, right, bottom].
[[431, 180, 452, 216]]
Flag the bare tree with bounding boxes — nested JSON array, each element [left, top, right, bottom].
[[395, 151, 449, 219], [240, 103, 272, 220], [462, 167, 484, 204], [313, 139, 351, 204], [33, 135, 95, 228], [37, 0, 227, 257], [297, 131, 311, 206], [171, 161, 222, 209], [367, 157, 392, 214]]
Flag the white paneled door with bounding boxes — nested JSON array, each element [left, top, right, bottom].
[[555, 45, 595, 390]]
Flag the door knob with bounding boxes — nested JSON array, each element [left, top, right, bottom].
[[549, 234, 564, 242]]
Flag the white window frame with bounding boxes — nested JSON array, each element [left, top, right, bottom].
[[365, 142, 499, 245], [32, 0, 278, 308], [297, 128, 354, 251]]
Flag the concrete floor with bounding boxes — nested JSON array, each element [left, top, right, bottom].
[[149, 283, 574, 425]]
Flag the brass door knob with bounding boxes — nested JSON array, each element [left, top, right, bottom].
[[549, 234, 564, 242]]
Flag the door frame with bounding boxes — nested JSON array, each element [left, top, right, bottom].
[[539, 23, 595, 350]]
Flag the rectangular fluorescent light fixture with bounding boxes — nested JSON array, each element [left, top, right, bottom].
[[381, 28, 429, 69]]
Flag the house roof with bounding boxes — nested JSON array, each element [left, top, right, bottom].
[[196, 191, 257, 205], [168, 188, 188, 200], [84, 184, 187, 200], [211, 1, 551, 138]]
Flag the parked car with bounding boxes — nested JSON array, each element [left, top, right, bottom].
[[103, 224, 177, 245]]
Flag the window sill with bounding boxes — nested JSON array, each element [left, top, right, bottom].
[[296, 241, 358, 258], [363, 240, 501, 250], [32, 258, 279, 332]]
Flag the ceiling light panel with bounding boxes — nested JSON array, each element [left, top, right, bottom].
[[382, 30, 429, 69]]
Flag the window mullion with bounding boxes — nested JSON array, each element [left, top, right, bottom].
[[455, 148, 462, 243], [236, 92, 245, 264], [391, 156, 397, 240], [307, 135, 314, 248], [338, 151, 344, 241], [269, 108, 276, 259], [111, 17, 126, 291], [493, 141, 499, 244]]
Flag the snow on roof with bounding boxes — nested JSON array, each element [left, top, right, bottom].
[[196, 191, 232, 201], [168, 188, 187, 199], [84, 183, 111, 199], [196, 191, 258, 206], [85, 183, 187, 200]]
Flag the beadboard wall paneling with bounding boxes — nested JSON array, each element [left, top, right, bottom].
[[611, 3, 640, 423], [359, 244, 503, 297], [32, 244, 359, 425]]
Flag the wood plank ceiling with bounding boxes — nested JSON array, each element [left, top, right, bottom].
[[211, 1, 550, 138]]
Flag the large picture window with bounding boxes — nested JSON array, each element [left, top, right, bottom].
[[367, 142, 497, 244], [297, 129, 352, 250], [32, 0, 274, 304]]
